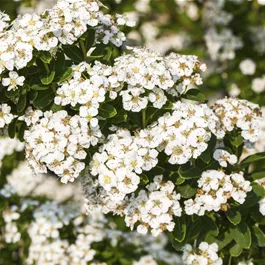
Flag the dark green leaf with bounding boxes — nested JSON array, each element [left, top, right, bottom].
[[99, 103, 117, 119], [17, 94, 27, 113], [226, 208, 241, 225], [40, 70, 55, 85], [183, 89, 206, 102], [230, 134, 243, 148], [252, 225, 265, 247], [252, 182, 265, 198], [5, 89, 19, 99], [63, 46, 83, 62], [17, 122, 27, 142], [31, 84, 49, 91], [230, 222, 251, 249], [241, 152, 265, 168], [33, 90, 54, 109], [251, 169, 265, 180], [229, 243, 243, 257], [174, 216, 187, 242], [54, 67, 73, 83], [8, 119, 17, 139], [177, 184, 197, 198], [178, 163, 202, 179], [109, 111, 127, 124], [38, 51, 52, 64]]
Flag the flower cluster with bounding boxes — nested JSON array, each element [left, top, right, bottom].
[[124, 175, 182, 237], [55, 61, 113, 126], [182, 242, 222, 265], [110, 47, 206, 112], [90, 128, 158, 200], [213, 98, 262, 143], [150, 101, 224, 164], [0, 0, 132, 74], [24, 110, 102, 183], [185, 170, 252, 215]]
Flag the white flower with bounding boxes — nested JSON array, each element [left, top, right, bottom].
[[2, 71, 25, 91], [0, 104, 14, 128], [213, 149, 237, 167], [252, 76, 265, 94], [239, 59, 256, 75]]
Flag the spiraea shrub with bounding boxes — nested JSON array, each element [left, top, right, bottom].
[[1, 0, 265, 264]]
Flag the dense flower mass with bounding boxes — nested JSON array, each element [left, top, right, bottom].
[[213, 98, 262, 143], [124, 175, 182, 237], [111, 47, 206, 112], [55, 61, 113, 125], [0, 0, 133, 74], [24, 110, 102, 183], [149, 101, 224, 164], [184, 170, 252, 215]]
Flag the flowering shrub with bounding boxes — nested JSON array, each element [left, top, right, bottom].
[[1, 0, 265, 265]]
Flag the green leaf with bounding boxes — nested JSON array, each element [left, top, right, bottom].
[[103, 47, 113, 61], [241, 152, 265, 168], [229, 243, 243, 257], [29, 90, 38, 101], [54, 67, 73, 83], [178, 163, 202, 179], [176, 176, 185, 185], [17, 122, 27, 142], [31, 84, 49, 91], [230, 222, 251, 249], [183, 89, 206, 102], [8, 118, 17, 139], [84, 29, 95, 49], [33, 90, 54, 109], [109, 111, 127, 124], [202, 215, 219, 237], [63, 46, 83, 62], [174, 216, 187, 242], [127, 112, 142, 128], [252, 225, 265, 247], [251, 169, 265, 180], [99, 103, 117, 119], [5, 89, 19, 99], [177, 184, 197, 198], [40, 70, 55, 85], [38, 51, 52, 64], [230, 134, 243, 147], [226, 208, 241, 225], [17, 94, 27, 113], [252, 182, 265, 198]]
